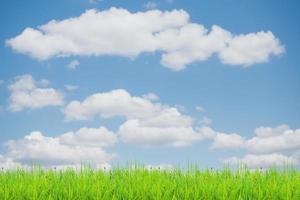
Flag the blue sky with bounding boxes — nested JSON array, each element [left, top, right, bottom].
[[0, 0, 299, 169]]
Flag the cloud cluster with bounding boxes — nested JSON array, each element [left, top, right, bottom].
[[3, 74, 299, 169], [211, 125, 300, 168], [7, 8, 284, 71], [245, 125, 300, 154], [4, 74, 299, 169], [8, 74, 63, 111], [64, 89, 204, 147], [1, 87, 207, 168], [1, 127, 116, 168]]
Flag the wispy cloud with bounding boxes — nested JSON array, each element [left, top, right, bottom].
[[64, 84, 78, 91], [142, 92, 159, 101], [195, 106, 205, 112], [67, 60, 80, 70]]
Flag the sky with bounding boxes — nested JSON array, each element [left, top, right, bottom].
[[0, 0, 299, 170]]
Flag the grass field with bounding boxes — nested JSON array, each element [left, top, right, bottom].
[[0, 165, 299, 200]]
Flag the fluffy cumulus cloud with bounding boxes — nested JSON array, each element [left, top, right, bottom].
[[59, 127, 117, 147], [8, 74, 64, 111], [1, 127, 117, 168], [63, 89, 193, 125], [119, 119, 201, 147], [210, 133, 245, 150], [189, 126, 245, 150], [218, 31, 283, 66], [6, 8, 284, 71], [245, 125, 300, 154], [63, 89, 205, 147], [217, 124, 300, 168]]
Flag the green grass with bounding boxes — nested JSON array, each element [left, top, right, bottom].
[[0, 166, 299, 200]]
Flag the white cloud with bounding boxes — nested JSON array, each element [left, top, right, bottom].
[[3, 127, 116, 167], [223, 154, 297, 169], [209, 124, 300, 153], [6, 8, 284, 71], [64, 89, 206, 147], [210, 133, 245, 149], [218, 124, 300, 168], [8, 74, 64, 111], [254, 124, 289, 138], [67, 60, 79, 70], [143, 2, 159, 10], [197, 126, 217, 139], [63, 89, 192, 126], [59, 127, 117, 147], [64, 84, 78, 91], [6, 8, 188, 62], [188, 126, 245, 150], [119, 119, 202, 147], [245, 125, 300, 154], [193, 126, 245, 150], [219, 31, 284, 66], [157, 24, 231, 70], [142, 92, 159, 101]]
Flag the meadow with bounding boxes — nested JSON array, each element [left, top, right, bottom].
[[0, 165, 299, 200]]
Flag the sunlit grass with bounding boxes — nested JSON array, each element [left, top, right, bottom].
[[0, 165, 299, 199]]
